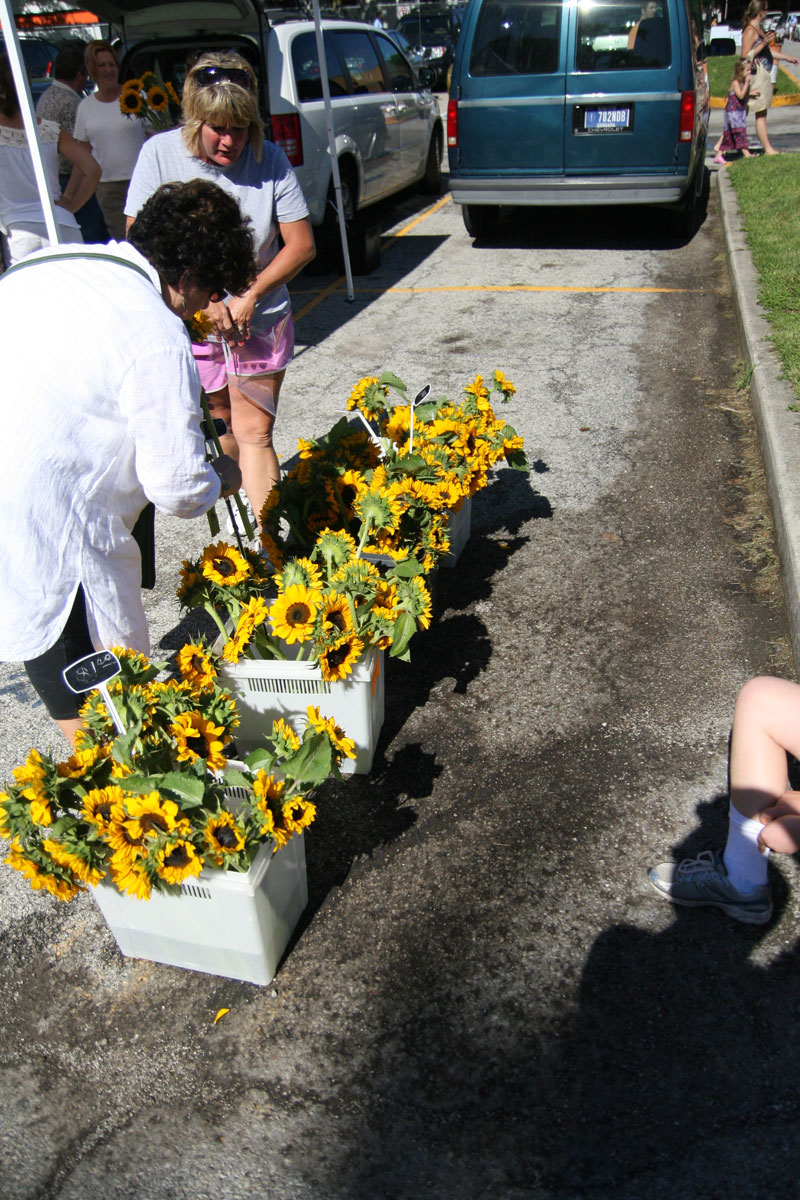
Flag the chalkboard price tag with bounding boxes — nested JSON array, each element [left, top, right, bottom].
[[63, 650, 121, 694]]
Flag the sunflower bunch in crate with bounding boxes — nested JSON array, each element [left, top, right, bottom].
[[119, 71, 178, 133], [1, 647, 348, 902], [177, 540, 275, 662]]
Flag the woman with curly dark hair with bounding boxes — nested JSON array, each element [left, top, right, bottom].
[[0, 179, 256, 746], [125, 50, 315, 540]]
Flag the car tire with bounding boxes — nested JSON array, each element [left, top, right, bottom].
[[462, 203, 499, 239], [670, 158, 706, 239], [312, 167, 357, 272], [419, 126, 443, 195]]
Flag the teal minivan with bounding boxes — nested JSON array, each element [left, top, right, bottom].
[[447, 0, 709, 236]]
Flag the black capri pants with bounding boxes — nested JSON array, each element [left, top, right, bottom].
[[23, 586, 95, 720]]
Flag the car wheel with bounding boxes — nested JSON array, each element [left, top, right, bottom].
[[313, 167, 356, 272], [462, 203, 499, 239], [670, 158, 706, 239], [419, 127, 443, 195]]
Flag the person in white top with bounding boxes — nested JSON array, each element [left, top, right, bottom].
[[0, 51, 100, 267], [73, 39, 145, 240], [0, 179, 254, 745]]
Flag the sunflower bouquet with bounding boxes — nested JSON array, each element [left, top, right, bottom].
[[119, 72, 178, 134], [177, 528, 432, 677], [1, 647, 350, 903]]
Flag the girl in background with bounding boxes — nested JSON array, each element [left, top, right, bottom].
[[714, 58, 757, 164]]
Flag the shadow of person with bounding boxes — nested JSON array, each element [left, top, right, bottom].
[[559, 796, 799, 1194]]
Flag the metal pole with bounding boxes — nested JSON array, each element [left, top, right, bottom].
[[0, 0, 61, 246], [312, 0, 355, 302]]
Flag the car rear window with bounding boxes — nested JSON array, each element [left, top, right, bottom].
[[469, 0, 563, 76], [397, 14, 455, 44], [291, 31, 349, 101], [576, 0, 671, 71], [332, 30, 386, 94]]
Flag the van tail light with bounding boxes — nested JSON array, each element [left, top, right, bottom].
[[447, 98, 458, 148], [679, 90, 695, 142], [272, 113, 303, 167]]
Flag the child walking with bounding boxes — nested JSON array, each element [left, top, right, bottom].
[[714, 58, 758, 164]]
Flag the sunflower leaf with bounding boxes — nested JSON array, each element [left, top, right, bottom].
[[159, 772, 207, 805], [389, 610, 417, 657], [284, 732, 334, 786], [389, 557, 424, 579], [378, 370, 406, 393], [115, 773, 161, 794], [244, 748, 276, 772], [221, 767, 251, 791], [504, 446, 529, 471]]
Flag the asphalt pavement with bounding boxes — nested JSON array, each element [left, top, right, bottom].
[[3, 115, 800, 1198]]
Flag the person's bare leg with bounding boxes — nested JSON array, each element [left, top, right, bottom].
[[56, 717, 83, 747], [729, 676, 800, 819], [205, 385, 238, 461], [754, 112, 779, 154], [228, 371, 285, 526]]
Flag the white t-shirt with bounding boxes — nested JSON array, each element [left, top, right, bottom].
[[125, 129, 309, 329], [0, 241, 220, 660], [73, 93, 145, 181]]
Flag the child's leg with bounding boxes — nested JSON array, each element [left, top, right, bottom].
[[723, 677, 800, 887]]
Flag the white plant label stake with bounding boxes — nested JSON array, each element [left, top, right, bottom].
[[62, 650, 125, 735]]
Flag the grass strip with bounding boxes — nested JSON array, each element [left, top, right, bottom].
[[707, 54, 798, 98], [728, 155, 800, 397]]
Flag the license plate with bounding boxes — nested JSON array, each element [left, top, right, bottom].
[[584, 106, 631, 132]]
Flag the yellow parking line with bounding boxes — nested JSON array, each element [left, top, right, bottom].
[[351, 283, 708, 295], [293, 194, 452, 321]]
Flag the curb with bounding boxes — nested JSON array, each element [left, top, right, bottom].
[[717, 167, 800, 670]]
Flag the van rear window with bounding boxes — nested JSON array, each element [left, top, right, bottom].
[[576, 0, 671, 71], [469, 0, 563, 76]]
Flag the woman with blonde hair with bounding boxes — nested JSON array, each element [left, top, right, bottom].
[[741, 0, 798, 155], [73, 40, 145, 239], [125, 51, 315, 538]]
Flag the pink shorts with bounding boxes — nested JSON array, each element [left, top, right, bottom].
[[193, 313, 294, 394]]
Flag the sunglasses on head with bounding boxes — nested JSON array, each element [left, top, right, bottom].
[[193, 65, 253, 90]]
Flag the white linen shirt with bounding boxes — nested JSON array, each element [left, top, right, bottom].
[[0, 241, 220, 661]]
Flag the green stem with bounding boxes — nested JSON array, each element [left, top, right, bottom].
[[203, 603, 230, 647]]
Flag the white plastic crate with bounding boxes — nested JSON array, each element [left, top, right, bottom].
[[91, 835, 307, 986], [218, 647, 385, 775], [442, 498, 472, 568]]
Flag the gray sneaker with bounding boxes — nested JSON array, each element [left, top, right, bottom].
[[648, 850, 772, 925]]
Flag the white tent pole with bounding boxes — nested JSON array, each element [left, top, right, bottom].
[[311, 0, 354, 301], [0, 0, 61, 246]]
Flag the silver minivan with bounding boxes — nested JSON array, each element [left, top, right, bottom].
[[86, 0, 443, 263]]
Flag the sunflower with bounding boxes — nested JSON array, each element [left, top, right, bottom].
[[269, 583, 320, 644], [123, 792, 186, 840], [5, 841, 80, 901], [42, 840, 105, 887], [400, 575, 433, 630], [119, 89, 143, 116], [176, 642, 216, 690], [314, 528, 357, 567], [493, 369, 516, 397], [464, 373, 490, 407], [355, 488, 403, 534], [170, 712, 231, 771], [204, 811, 246, 861], [281, 795, 316, 833], [165, 80, 180, 105], [177, 559, 203, 602], [305, 707, 357, 760], [110, 855, 152, 900], [346, 375, 389, 417], [320, 591, 354, 637], [252, 770, 285, 804], [276, 556, 323, 592], [319, 634, 364, 683], [334, 469, 367, 516], [57, 742, 106, 779], [105, 816, 146, 865], [222, 595, 269, 663], [81, 784, 126, 833], [260, 529, 285, 571], [146, 84, 169, 112], [199, 541, 251, 586], [155, 839, 204, 885], [0, 795, 10, 839], [385, 406, 412, 447], [13, 748, 46, 800], [272, 717, 301, 753]]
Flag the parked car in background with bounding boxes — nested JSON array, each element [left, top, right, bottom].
[[81, 0, 443, 270], [0, 37, 60, 102], [384, 26, 438, 88], [448, 0, 710, 238], [762, 10, 787, 39], [706, 20, 742, 48], [396, 6, 464, 88]]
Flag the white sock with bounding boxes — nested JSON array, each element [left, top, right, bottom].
[[723, 802, 770, 893]]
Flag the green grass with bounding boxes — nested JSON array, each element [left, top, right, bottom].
[[729, 156, 800, 396], [707, 54, 799, 98]]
